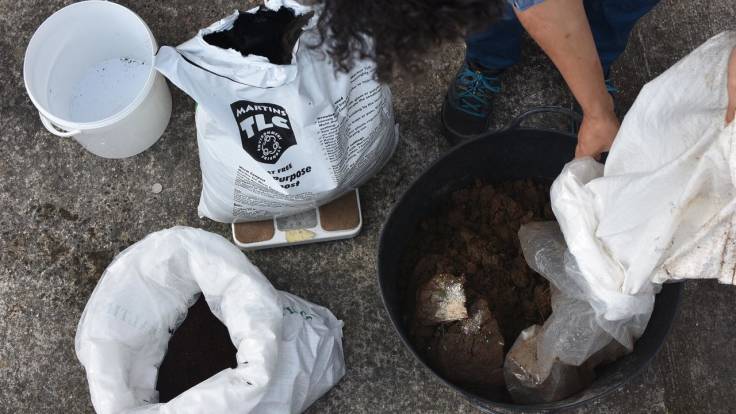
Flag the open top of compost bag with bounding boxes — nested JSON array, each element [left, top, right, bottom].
[[169, 0, 317, 88], [75, 227, 345, 414], [203, 6, 313, 65]]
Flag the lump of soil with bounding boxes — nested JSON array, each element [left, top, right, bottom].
[[204, 7, 313, 65], [402, 179, 555, 400], [415, 273, 468, 325], [156, 296, 237, 402], [428, 299, 506, 394]]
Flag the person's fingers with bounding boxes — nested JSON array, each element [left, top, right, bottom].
[[575, 140, 609, 160], [594, 146, 608, 162], [575, 144, 583, 159], [576, 112, 617, 159]]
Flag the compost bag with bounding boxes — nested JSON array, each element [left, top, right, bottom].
[[507, 32, 736, 403], [75, 227, 345, 414], [155, 0, 398, 223]]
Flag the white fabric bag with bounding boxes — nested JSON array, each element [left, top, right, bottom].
[[507, 32, 736, 402], [75, 227, 345, 414], [155, 0, 398, 223]]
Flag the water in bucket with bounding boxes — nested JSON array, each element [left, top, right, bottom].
[[69, 57, 150, 123]]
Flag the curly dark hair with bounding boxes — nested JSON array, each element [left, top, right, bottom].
[[316, 0, 505, 81]]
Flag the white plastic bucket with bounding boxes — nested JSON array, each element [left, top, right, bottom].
[[23, 1, 172, 159]]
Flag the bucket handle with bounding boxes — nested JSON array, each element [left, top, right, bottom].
[[505, 106, 582, 138], [39, 113, 81, 138], [507, 106, 612, 162]]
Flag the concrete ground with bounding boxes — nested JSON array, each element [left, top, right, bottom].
[[1, 0, 735, 413]]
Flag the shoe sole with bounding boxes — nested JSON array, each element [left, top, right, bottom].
[[440, 97, 494, 146]]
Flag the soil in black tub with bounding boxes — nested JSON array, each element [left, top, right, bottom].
[[156, 296, 237, 402], [401, 178, 554, 401]]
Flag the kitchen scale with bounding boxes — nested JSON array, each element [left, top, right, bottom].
[[232, 190, 362, 250]]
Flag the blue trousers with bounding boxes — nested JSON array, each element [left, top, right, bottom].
[[466, 0, 660, 75]]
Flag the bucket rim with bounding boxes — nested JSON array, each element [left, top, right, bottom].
[[23, 0, 158, 131]]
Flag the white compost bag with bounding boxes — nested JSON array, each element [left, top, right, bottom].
[[506, 32, 736, 402], [155, 0, 398, 223], [75, 227, 345, 414]]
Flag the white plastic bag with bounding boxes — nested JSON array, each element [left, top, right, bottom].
[[75, 227, 345, 414], [155, 0, 398, 223], [507, 32, 736, 402]]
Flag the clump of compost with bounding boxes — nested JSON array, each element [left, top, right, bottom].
[[402, 179, 554, 400], [204, 6, 312, 65], [156, 296, 237, 402]]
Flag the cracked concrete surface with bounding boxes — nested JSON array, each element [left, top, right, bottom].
[[1, 0, 736, 413]]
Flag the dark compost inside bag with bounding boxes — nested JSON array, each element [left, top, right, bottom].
[[203, 6, 313, 65]]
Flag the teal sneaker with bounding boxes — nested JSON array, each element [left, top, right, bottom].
[[441, 60, 502, 144]]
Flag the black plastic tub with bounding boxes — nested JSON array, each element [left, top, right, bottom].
[[377, 109, 683, 413]]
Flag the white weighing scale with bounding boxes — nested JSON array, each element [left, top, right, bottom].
[[232, 190, 362, 250]]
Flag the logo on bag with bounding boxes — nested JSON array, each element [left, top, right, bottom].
[[231, 100, 296, 164]]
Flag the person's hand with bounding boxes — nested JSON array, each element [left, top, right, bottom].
[[514, 0, 618, 159], [727, 46, 736, 124], [576, 110, 620, 159]]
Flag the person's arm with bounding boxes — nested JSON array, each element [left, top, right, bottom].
[[514, 0, 618, 158], [727, 46, 736, 124]]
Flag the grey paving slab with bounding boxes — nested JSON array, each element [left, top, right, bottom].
[[1, 1, 735, 413]]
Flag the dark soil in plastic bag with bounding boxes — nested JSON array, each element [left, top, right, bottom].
[[156, 296, 237, 402], [204, 6, 312, 65], [401, 179, 554, 400]]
